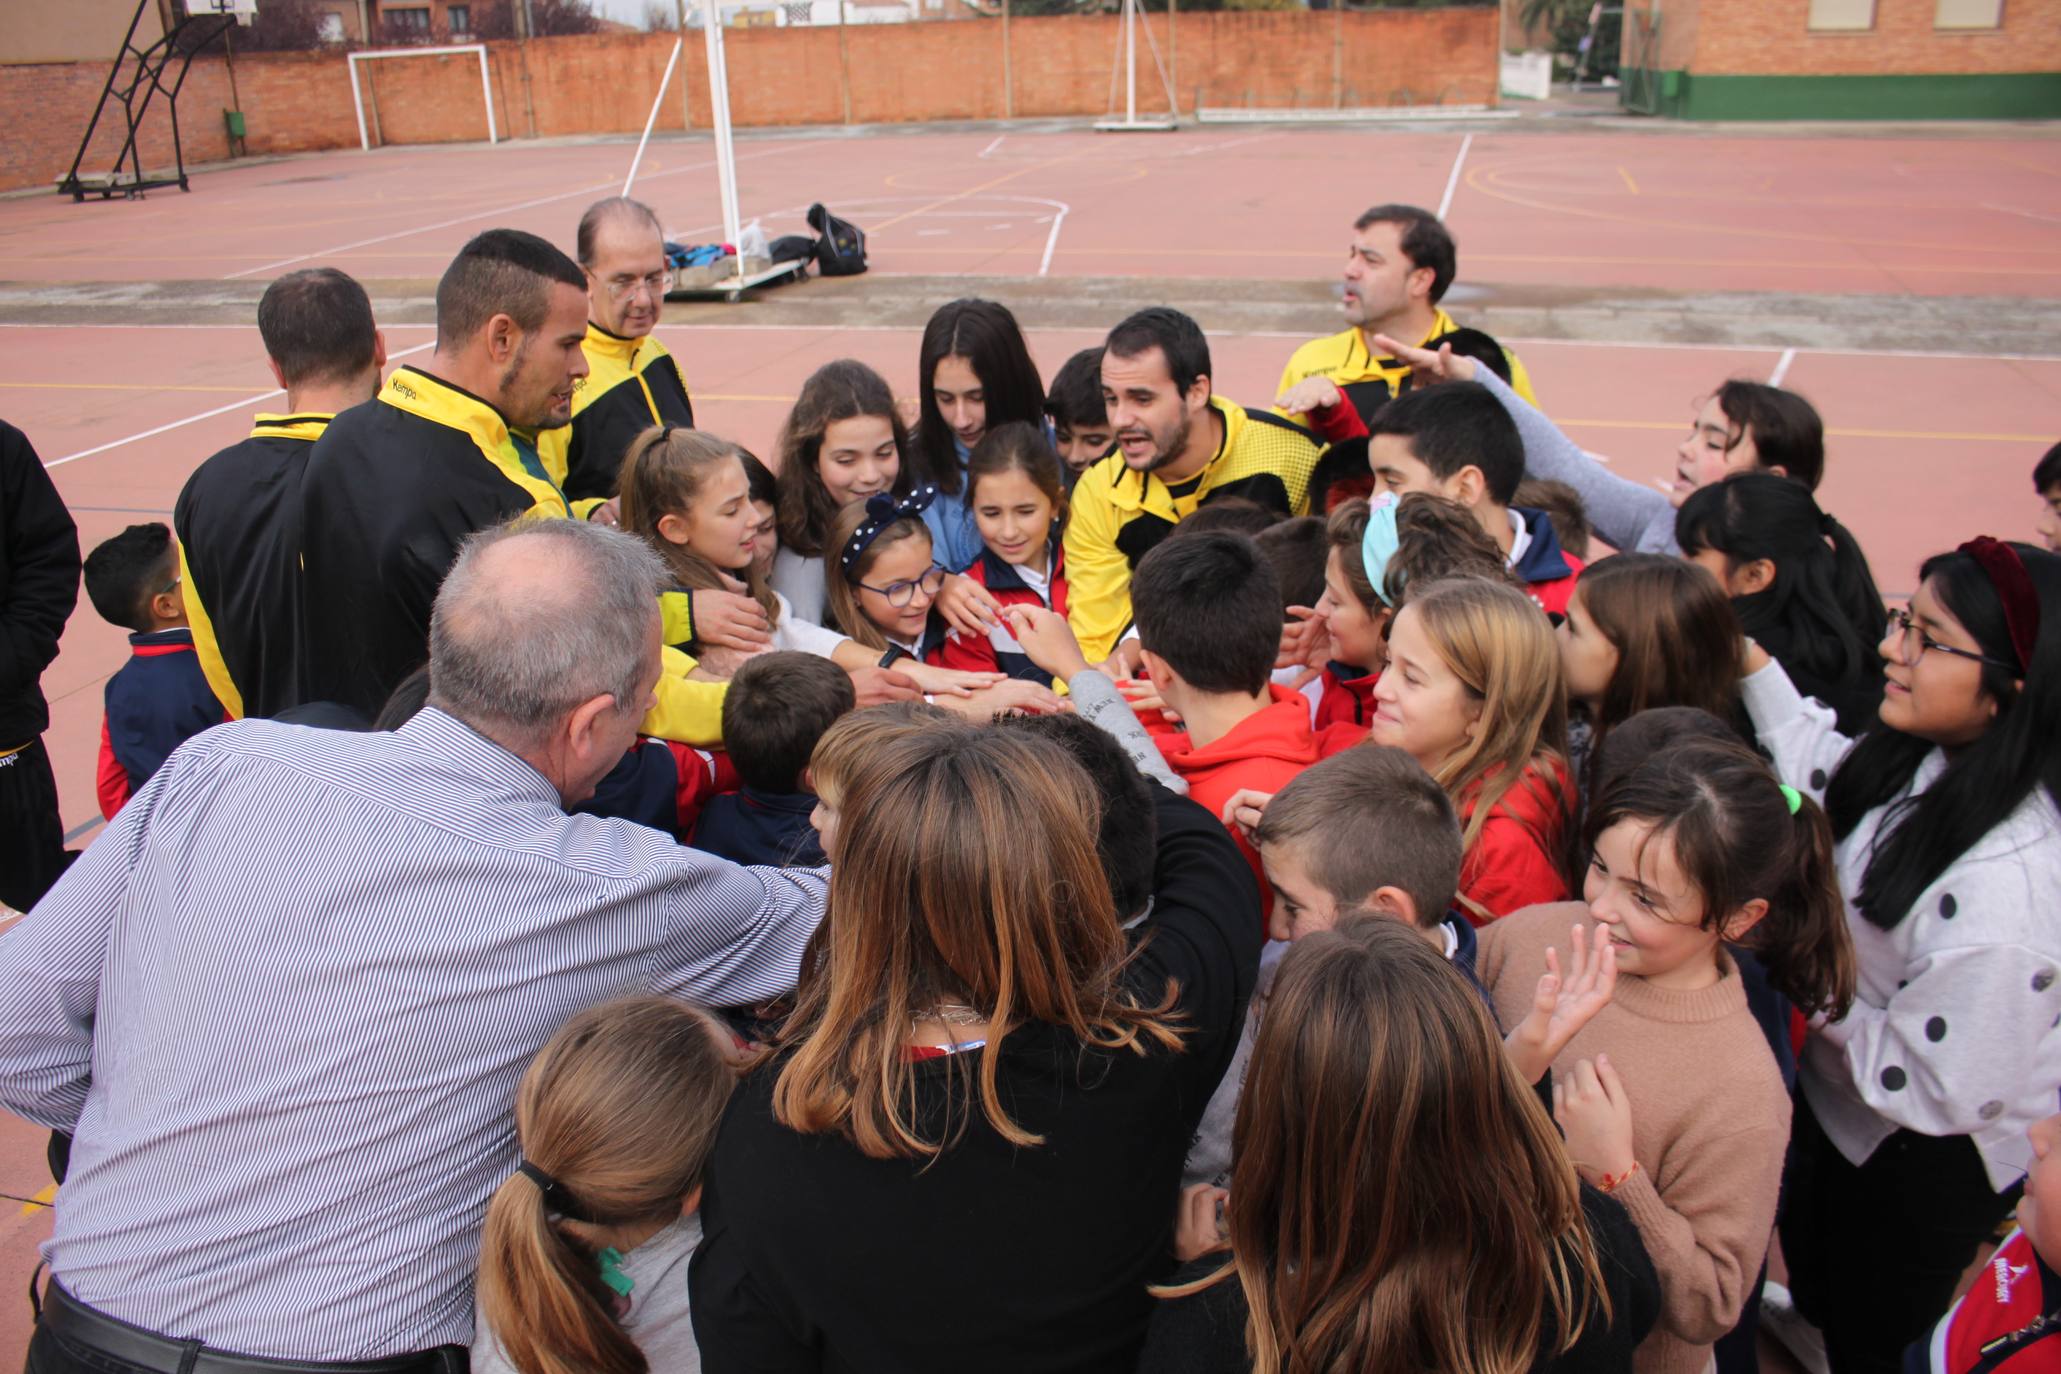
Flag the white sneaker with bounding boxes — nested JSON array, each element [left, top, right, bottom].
[[1760, 1280, 1831, 1374]]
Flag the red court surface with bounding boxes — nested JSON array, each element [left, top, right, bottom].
[[0, 120, 2058, 1360], [1, 125, 2059, 291]]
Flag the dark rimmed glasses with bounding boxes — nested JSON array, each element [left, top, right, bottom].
[[1886, 607, 2011, 669], [857, 565, 946, 609]]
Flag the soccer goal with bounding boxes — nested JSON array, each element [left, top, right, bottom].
[[346, 44, 497, 152]]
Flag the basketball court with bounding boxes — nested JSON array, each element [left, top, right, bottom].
[[1, 109, 2060, 1355]]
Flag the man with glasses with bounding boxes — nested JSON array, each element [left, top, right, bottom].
[[542, 196, 696, 507]]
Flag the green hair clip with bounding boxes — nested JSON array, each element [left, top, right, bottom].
[[1779, 784, 1804, 816]]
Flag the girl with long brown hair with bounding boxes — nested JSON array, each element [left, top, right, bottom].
[[473, 996, 738, 1374], [689, 716, 1265, 1371], [1478, 737, 1858, 1374], [1140, 916, 1660, 1374], [769, 359, 915, 625], [1370, 575, 1575, 922]]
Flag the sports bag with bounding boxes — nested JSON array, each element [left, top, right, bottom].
[[805, 202, 868, 277]]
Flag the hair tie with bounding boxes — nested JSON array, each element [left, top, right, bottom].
[[838, 485, 939, 571], [517, 1159, 597, 1223], [1957, 536, 2039, 673], [1358, 492, 1401, 608], [1779, 784, 1803, 816]]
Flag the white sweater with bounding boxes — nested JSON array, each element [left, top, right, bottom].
[[1741, 659, 2061, 1191]]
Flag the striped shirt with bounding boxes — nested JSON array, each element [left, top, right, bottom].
[[0, 707, 826, 1361]]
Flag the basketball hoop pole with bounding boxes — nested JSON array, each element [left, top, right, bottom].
[[701, 0, 746, 283]]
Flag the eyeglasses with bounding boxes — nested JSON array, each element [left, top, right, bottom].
[[160, 571, 182, 596], [857, 565, 946, 609], [599, 270, 669, 302], [1887, 606, 2011, 669]]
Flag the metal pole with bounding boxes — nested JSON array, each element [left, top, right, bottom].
[[625, 37, 682, 193], [349, 53, 370, 149], [837, 0, 852, 124], [702, 0, 746, 283], [1002, 0, 1012, 120], [675, 0, 693, 129], [477, 45, 498, 142], [1124, 0, 1136, 124]]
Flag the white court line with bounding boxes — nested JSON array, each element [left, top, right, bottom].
[[43, 341, 435, 469], [1436, 132, 1474, 220], [979, 135, 1006, 159], [7, 324, 2060, 367], [1038, 204, 1070, 278], [1769, 347, 1797, 386], [1982, 201, 2061, 226], [220, 141, 823, 281]]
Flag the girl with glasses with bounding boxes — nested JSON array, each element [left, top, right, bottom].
[[1739, 538, 2061, 1374]]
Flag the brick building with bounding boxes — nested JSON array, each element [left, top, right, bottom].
[[1622, 0, 2061, 118]]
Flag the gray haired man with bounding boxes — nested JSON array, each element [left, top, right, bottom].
[[0, 519, 825, 1373]]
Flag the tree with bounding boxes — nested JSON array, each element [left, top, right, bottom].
[[229, 0, 337, 50], [643, 0, 681, 27], [472, 0, 606, 37]]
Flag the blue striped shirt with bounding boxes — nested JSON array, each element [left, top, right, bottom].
[[0, 707, 826, 1360]]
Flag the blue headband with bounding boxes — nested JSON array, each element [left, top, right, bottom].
[[1359, 492, 1401, 608], [839, 486, 938, 571]]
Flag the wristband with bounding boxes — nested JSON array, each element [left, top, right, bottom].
[[879, 645, 909, 668], [1597, 1161, 1640, 1194]]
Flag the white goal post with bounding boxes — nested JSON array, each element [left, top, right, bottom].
[[346, 44, 497, 152]]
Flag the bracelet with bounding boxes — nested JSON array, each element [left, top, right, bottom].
[[1597, 1162, 1641, 1194]]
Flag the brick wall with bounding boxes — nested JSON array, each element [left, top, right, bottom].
[[1, 9, 1498, 194], [1680, 0, 2061, 75]]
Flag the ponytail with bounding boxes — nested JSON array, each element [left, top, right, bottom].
[[1584, 738, 1856, 1019], [475, 997, 738, 1374]]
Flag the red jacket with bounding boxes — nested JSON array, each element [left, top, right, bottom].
[[1150, 684, 1368, 906], [927, 544, 1067, 684], [1915, 1228, 2061, 1373], [1455, 757, 1574, 925], [1312, 663, 1379, 732]]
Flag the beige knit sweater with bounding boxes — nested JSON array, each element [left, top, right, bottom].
[[1479, 902, 1790, 1374]]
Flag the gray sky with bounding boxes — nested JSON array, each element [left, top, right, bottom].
[[589, 0, 661, 24]]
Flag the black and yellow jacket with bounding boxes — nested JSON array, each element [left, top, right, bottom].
[[537, 322, 695, 503], [1062, 396, 1324, 664], [174, 413, 328, 720], [1274, 308, 1539, 426]]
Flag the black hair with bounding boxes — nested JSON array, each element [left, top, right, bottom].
[[436, 228, 586, 344], [1589, 706, 1744, 799], [1585, 738, 1855, 1018], [257, 268, 377, 389], [1045, 347, 1108, 430], [1131, 532, 1280, 696], [374, 664, 434, 731], [1255, 516, 1329, 614], [993, 712, 1156, 919], [1714, 382, 1825, 492], [1825, 542, 2061, 930], [915, 299, 1047, 497], [82, 522, 175, 633], [2035, 441, 2061, 494], [1353, 204, 1457, 303], [1676, 472, 1886, 723], [1367, 381, 1524, 506], [739, 446, 778, 509], [1105, 307, 1212, 400], [723, 653, 859, 794], [1169, 497, 1278, 540], [574, 196, 663, 267], [1426, 327, 1511, 384]]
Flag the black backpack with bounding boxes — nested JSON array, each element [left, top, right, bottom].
[[805, 202, 868, 277]]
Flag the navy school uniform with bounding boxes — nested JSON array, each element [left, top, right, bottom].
[[96, 628, 223, 819]]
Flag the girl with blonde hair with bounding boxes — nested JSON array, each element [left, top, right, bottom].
[[689, 721, 1264, 1370], [1371, 574, 1574, 921], [474, 996, 738, 1374]]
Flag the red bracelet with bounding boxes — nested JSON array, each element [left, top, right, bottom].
[[1597, 1162, 1641, 1194]]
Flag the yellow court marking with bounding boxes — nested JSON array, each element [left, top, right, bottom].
[[21, 1182, 55, 1215], [0, 382, 260, 394], [1557, 418, 2051, 444], [1616, 166, 1640, 195]]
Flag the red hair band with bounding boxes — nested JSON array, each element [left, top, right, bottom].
[[1957, 537, 2039, 673]]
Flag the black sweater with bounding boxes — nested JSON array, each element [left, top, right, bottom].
[[689, 785, 1264, 1374], [0, 421, 81, 748], [1136, 1184, 1663, 1374]]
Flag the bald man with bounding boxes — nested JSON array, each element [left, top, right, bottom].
[[540, 196, 696, 504]]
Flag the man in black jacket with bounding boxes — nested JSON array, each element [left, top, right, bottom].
[[0, 420, 82, 911]]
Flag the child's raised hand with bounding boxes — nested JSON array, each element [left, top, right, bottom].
[[1504, 924, 1618, 1086], [935, 573, 1004, 638], [1552, 1055, 1637, 1190], [1115, 675, 1177, 723], [1368, 335, 1477, 386], [1220, 789, 1273, 839], [692, 589, 774, 653], [1276, 606, 1331, 683], [1173, 1183, 1231, 1263], [998, 605, 1090, 679], [1274, 376, 1343, 417]]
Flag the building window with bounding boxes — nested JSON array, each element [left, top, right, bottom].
[[1806, 0, 1874, 29], [448, 3, 472, 32], [1935, 0, 2002, 26], [388, 5, 432, 32], [317, 9, 346, 40]]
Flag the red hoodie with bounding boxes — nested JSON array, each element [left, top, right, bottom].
[[1150, 684, 1368, 906], [1455, 756, 1574, 925]]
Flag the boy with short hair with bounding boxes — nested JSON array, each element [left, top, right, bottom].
[[692, 652, 856, 867], [1044, 347, 1112, 477], [1127, 532, 1365, 884], [81, 523, 223, 818], [1366, 382, 1583, 615], [2035, 440, 2061, 552]]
